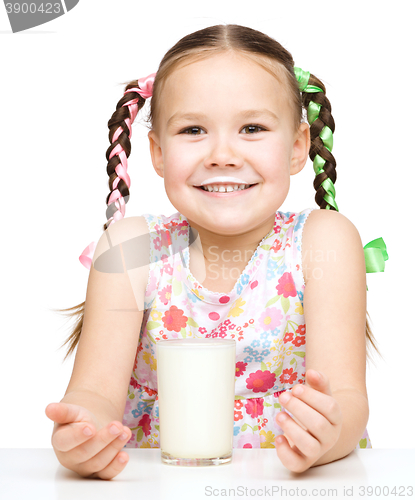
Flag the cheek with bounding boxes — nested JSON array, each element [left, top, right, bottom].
[[260, 146, 292, 180], [164, 142, 196, 171], [163, 163, 190, 192]]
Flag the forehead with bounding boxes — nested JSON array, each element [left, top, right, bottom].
[[158, 52, 292, 126]]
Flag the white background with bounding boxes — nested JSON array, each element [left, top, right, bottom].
[[0, 0, 413, 449]]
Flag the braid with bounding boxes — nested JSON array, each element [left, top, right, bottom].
[[104, 82, 147, 231], [294, 68, 337, 212]]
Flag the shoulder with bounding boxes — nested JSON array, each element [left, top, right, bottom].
[[302, 210, 365, 285], [107, 215, 149, 242], [92, 216, 150, 266], [303, 208, 360, 236], [108, 215, 150, 242]]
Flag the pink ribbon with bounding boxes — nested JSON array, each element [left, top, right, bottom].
[[79, 241, 97, 270], [79, 72, 156, 270], [136, 73, 156, 99]]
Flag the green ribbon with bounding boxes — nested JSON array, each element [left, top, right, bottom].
[[294, 67, 323, 94], [363, 238, 389, 291], [364, 238, 389, 273], [307, 101, 321, 124], [294, 67, 310, 91], [295, 67, 389, 291], [294, 66, 337, 212]]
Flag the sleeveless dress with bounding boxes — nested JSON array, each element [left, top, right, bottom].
[[122, 208, 372, 450]]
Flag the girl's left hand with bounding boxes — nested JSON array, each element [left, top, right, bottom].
[[275, 369, 343, 473]]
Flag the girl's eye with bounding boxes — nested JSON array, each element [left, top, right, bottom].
[[181, 127, 205, 135], [241, 124, 266, 134]]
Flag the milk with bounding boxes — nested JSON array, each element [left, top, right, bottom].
[[156, 339, 236, 465]]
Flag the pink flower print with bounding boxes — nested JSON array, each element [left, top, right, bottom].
[[162, 305, 188, 332], [246, 370, 276, 393], [235, 361, 247, 377], [292, 336, 305, 347], [130, 377, 140, 390], [138, 414, 152, 437], [163, 262, 173, 275], [276, 272, 297, 298], [154, 236, 162, 251], [245, 398, 264, 418], [279, 368, 298, 385], [283, 332, 294, 344], [270, 238, 282, 253], [259, 307, 283, 331], [238, 433, 261, 448], [124, 400, 132, 416], [296, 324, 306, 335], [234, 400, 244, 410], [159, 284, 172, 305], [144, 386, 157, 397], [145, 273, 157, 296], [273, 390, 285, 398], [166, 220, 188, 237], [160, 230, 172, 249], [234, 410, 243, 421]]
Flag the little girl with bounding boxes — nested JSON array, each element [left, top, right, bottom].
[[46, 24, 387, 480]]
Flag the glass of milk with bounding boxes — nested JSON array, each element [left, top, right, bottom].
[[156, 338, 236, 466]]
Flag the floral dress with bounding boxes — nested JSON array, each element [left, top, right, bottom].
[[122, 208, 372, 450]]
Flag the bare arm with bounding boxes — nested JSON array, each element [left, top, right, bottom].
[[275, 209, 369, 472], [46, 216, 150, 479]]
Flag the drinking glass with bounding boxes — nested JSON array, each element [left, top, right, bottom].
[[156, 338, 236, 466]]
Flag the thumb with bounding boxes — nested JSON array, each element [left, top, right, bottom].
[[45, 402, 89, 425], [305, 369, 332, 395]]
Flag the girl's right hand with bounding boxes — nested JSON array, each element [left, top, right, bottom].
[[45, 402, 132, 480]]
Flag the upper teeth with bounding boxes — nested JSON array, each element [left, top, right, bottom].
[[201, 184, 251, 192]]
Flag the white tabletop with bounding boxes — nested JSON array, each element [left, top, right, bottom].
[[1, 449, 414, 500]]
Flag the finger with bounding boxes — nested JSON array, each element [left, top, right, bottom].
[[275, 434, 309, 474], [305, 369, 332, 396], [276, 410, 321, 461], [88, 450, 130, 480], [69, 422, 131, 464], [45, 403, 86, 425], [75, 430, 131, 479], [52, 421, 97, 452], [289, 384, 342, 427]]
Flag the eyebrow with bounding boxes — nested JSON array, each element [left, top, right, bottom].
[[166, 109, 279, 128]]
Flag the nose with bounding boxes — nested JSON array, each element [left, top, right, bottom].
[[204, 137, 244, 169]]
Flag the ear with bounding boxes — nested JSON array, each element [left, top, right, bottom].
[[148, 130, 164, 178], [290, 122, 310, 176]]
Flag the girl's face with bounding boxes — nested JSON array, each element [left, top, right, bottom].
[[148, 51, 310, 240]]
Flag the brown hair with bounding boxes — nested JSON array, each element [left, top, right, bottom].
[[55, 24, 382, 364]]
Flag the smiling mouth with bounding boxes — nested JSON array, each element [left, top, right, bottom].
[[195, 184, 258, 193]]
